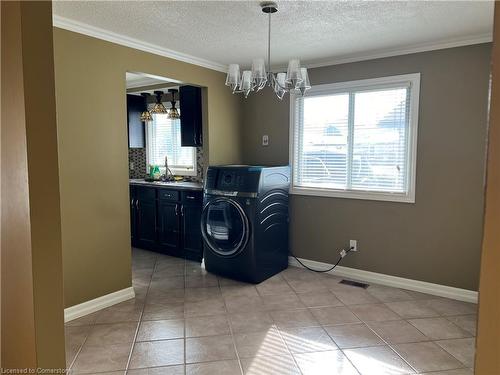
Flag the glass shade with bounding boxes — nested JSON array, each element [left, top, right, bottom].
[[226, 64, 241, 89], [168, 106, 180, 120], [240, 70, 253, 97], [286, 59, 303, 86], [273, 73, 287, 100], [150, 102, 168, 114], [297, 68, 311, 95], [140, 110, 153, 122], [251, 58, 267, 90]]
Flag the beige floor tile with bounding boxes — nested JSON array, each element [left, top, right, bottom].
[[424, 299, 477, 316], [228, 311, 275, 334], [385, 301, 440, 319], [136, 319, 184, 341], [65, 312, 100, 327], [224, 295, 266, 313], [287, 279, 329, 294], [310, 306, 360, 326], [65, 325, 90, 366], [367, 320, 429, 344], [186, 360, 242, 375], [366, 286, 414, 302], [127, 365, 185, 375], [297, 291, 344, 308], [71, 342, 132, 373], [240, 354, 301, 375], [218, 276, 249, 287], [333, 289, 381, 305], [392, 342, 464, 373], [186, 334, 237, 363], [185, 273, 219, 288], [344, 346, 414, 375], [322, 278, 357, 293], [220, 285, 259, 299], [129, 339, 184, 369], [153, 265, 186, 278], [324, 323, 385, 349], [185, 314, 230, 337], [185, 286, 223, 302], [436, 338, 475, 368], [184, 298, 226, 317], [281, 267, 321, 282], [234, 328, 289, 358], [294, 350, 359, 375], [149, 276, 185, 290], [95, 302, 143, 324], [418, 369, 473, 375], [146, 289, 185, 304], [270, 309, 319, 328], [408, 318, 471, 340], [446, 315, 477, 336], [280, 326, 338, 353], [256, 279, 294, 296], [349, 304, 401, 322], [261, 293, 305, 311], [142, 302, 184, 321], [85, 322, 138, 346]]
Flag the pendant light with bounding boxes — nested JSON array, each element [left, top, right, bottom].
[[150, 91, 168, 114], [139, 93, 153, 122], [167, 89, 180, 120]]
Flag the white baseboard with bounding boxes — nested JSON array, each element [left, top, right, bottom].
[[64, 287, 136, 322], [288, 256, 478, 304]]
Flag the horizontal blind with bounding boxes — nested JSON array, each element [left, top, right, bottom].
[[293, 83, 411, 195], [146, 105, 195, 170]]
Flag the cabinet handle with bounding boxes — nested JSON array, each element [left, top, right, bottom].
[[186, 196, 196, 200], [136, 200, 139, 210], [181, 205, 184, 216], [175, 204, 179, 216], [131, 198, 134, 207]]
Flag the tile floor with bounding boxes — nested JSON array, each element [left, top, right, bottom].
[[65, 248, 477, 375]]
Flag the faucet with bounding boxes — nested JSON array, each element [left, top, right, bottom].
[[164, 155, 174, 181]]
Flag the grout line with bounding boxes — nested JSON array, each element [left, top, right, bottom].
[[124, 253, 159, 373]]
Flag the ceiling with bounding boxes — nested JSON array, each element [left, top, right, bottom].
[[53, 1, 494, 71]]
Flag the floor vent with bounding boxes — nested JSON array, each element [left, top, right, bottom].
[[340, 279, 370, 289]]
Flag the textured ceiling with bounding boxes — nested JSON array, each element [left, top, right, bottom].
[[53, 1, 493, 68]]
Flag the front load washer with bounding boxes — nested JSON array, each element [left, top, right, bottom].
[[201, 165, 290, 283]]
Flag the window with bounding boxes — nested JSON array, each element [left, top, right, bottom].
[[290, 73, 420, 203], [146, 105, 197, 176]]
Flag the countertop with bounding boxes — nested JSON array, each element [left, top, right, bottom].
[[129, 179, 204, 191]]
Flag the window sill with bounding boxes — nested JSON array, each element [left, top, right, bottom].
[[171, 169, 197, 177], [290, 186, 415, 203]]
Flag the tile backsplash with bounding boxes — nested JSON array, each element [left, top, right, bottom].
[[128, 147, 204, 182]]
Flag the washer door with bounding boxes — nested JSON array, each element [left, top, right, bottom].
[[201, 198, 249, 257]]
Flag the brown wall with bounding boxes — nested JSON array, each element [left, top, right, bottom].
[[475, 4, 500, 374], [1, 1, 65, 369], [241, 44, 491, 290], [53, 29, 243, 307]]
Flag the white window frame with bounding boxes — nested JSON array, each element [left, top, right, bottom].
[[289, 73, 420, 203], [145, 113, 197, 177]]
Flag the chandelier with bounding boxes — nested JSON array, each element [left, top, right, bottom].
[[225, 2, 310, 100]]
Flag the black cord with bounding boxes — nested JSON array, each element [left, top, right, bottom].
[[291, 247, 354, 273]]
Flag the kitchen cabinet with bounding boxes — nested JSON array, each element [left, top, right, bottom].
[[179, 85, 203, 147], [130, 184, 203, 261], [127, 94, 146, 148]]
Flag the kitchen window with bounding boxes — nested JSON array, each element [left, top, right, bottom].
[[146, 105, 197, 176], [290, 73, 420, 203]]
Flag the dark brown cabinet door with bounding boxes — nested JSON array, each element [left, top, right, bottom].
[[130, 186, 137, 246], [179, 85, 203, 147], [158, 201, 182, 257], [127, 94, 146, 148], [136, 199, 157, 247], [181, 204, 203, 261]]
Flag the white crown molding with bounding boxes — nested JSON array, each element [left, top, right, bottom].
[[289, 256, 478, 304], [64, 286, 135, 322], [53, 14, 491, 75], [52, 15, 228, 73]]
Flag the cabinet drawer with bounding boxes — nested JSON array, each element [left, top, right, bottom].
[[182, 190, 202, 204], [159, 189, 180, 201], [137, 186, 156, 201]]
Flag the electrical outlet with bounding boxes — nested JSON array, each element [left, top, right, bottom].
[[262, 135, 269, 146], [130, 161, 135, 170], [350, 239, 358, 252]]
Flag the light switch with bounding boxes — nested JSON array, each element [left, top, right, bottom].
[[262, 135, 269, 146]]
